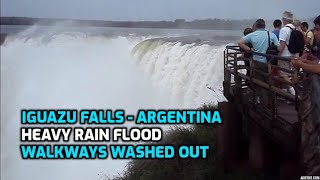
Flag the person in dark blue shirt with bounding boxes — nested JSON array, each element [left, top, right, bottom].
[[272, 19, 282, 40]]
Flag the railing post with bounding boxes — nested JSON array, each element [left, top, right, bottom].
[[268, 58, 276, 120], [292, 69, 298, 83], [233, 52, 242, 99], [268, 59, 272, 88], [250, 57, 253, 82], [223, 50, 231, 100], [250, 58, 256, 103]]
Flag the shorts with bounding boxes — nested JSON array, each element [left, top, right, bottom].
[[253, 61, 268, 82]]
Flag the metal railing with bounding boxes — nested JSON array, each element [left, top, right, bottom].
[[223, 45, 307, 128], [224, 45, 302, 100], [223, 46, 320, 175]]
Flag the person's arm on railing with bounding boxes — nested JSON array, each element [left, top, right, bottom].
[[238, 39, 253, 52], [292, 59, 320, 74], [301, 59, 320, 65], [301, 53, 320, 64]]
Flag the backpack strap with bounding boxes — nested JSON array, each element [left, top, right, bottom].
[[306, 30, 310, 38], [285, 25, 295, 31], [284, 25, 294, 47], [267, 31, 271, 48]]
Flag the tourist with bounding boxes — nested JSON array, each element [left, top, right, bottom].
[[278, 11, 299, 95], [238, 19, 279, 104], [238, 19, 279, 65], [312, 15, 320, 59], [243, 27, 254, 36], [273, 19, 282, 40], [293, 19, 302, 32], [242, 27, 254, 59], [291, 55, 320, 74], [301, 22, 314, 52], [242, 28, 254, 78]]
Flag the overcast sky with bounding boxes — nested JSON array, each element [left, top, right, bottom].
[[1, 0, 319, 21]]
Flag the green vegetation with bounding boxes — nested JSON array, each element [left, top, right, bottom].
[[112, 103, 272, 180]]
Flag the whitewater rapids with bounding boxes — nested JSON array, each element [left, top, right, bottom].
[[1, 29, 226, 180]]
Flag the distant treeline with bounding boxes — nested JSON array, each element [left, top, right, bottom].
[[1, 16, 257, 30], [2, 16, 316, 30]]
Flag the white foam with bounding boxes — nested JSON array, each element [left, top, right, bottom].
[[1, 26, 226, 180], [1, 31, 176, 180], [133, 40, 226, 108]]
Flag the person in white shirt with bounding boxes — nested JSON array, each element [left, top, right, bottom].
[[278, 11, 298, 95]]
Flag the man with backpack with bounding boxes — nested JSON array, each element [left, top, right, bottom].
[[238, 19, 279, 64], [238, 19, 279, 104], [278, 11, 305, 96]]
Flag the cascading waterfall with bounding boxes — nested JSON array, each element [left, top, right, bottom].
[[133, 39, 226, 108], [1, 27, 227, 180], [1, 34, 176, 180]]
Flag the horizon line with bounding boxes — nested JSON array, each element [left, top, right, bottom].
[[0, 16, 316, 22]]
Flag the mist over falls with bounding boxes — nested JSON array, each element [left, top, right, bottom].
[[1, 27, 226, 180]]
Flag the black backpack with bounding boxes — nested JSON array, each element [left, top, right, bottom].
[[266, 31, 279, 64], [285, 26, 305, 55]]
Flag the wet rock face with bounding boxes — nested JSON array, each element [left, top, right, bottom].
[[0, 33, 7, 45]]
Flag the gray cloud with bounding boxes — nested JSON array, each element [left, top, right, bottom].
[[1, 0, 319, 20]]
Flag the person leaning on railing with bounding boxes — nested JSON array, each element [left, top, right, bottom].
[[238, 19, 279, 72], [311, 15, 320, 59], [242, 28, 254, 78], [295, 15, 320, 73], [292, 53, 320, 126], [291, 54, 320, 74], [238, 19, 279, 104]]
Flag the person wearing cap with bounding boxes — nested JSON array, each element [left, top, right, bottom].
[[278, 11, 297, 96]]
